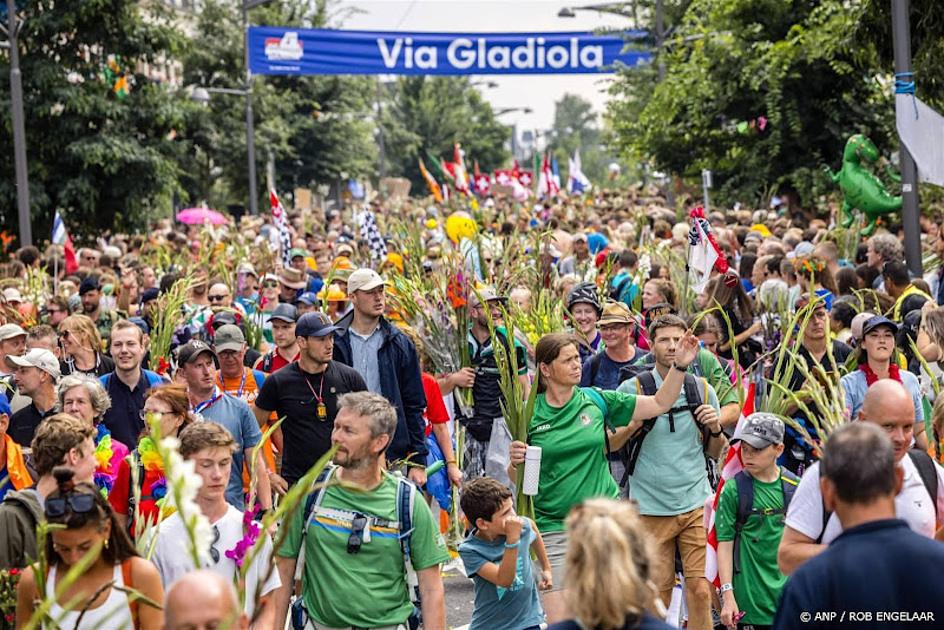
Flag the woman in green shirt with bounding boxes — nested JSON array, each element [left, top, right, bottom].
[[509, 330, 699, 622]]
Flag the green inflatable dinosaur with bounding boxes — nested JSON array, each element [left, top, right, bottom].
[[826, 134, 902, 236]]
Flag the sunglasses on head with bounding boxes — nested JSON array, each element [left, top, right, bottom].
[[263, 281, 279, 289], [347, 513, 368, 554], [45, 492, 97, 518]]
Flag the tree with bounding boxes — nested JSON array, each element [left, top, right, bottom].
[[0, 0, 197, 238], [546, 93, 623, 186], [379, 76, 510, 193], [607, 0, 906, 207], [182, 0, 378, 212]]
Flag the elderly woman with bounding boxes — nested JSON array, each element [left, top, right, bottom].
[[58, 314, 115, 377], [57, 373, 128, 495]]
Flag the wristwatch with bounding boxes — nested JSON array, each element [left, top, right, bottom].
[[720, 583, 734, 594], [670, 361, 690, 372], [709, 427, 725, 438]]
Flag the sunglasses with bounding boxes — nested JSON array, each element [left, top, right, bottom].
[[209, 524, 221, 564], [208, 295, 228, 302], [263, 281, 279, 289], [46, 492, 97, 518], [347, 514, 368, 554]]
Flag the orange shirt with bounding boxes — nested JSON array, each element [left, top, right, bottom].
[[218, 368, 278, 492]]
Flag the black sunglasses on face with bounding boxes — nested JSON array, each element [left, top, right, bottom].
[[45, 492, 97, 518], [347, 514, 368, 554]]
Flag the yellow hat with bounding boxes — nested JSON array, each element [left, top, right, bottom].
[[750, 223, 772, 238], [384, 252, 404, 274], [316, 283, 347, 302]]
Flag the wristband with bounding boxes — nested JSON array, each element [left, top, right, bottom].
[[445, 459, 457, 465], [671, 361, 690, 372], [709, 428, 725, 438], [719, 582, 733, 594], [504, 541, 519, 549]]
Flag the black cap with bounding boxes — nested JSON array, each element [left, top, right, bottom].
[[644, 302, 676, 331], [296, 312, 341, 338], [270, 303, 297, 323], [79, 276, 101, 295], [210, 311, 238, 330], [861, 314, 898, 337], [175, 340, 220, 368], [140, 287, 160, 304]]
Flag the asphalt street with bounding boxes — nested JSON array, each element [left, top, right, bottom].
[[444, 569, 475, 629]]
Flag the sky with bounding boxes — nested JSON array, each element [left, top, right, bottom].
[[331, 0, 635, 134]]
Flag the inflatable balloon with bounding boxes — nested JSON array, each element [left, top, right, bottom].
[[445, 211, 477, 243], [827, 134, 902, 236]]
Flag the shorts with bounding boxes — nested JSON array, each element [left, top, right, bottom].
[[542, 529, 568, 592], [638, 507, 707, 593]]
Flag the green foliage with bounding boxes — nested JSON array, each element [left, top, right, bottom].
[[379, 76, 510, 192], [546, 93, 620, 184], [0, 0, 197, 237], [607, 0, 904, 207]]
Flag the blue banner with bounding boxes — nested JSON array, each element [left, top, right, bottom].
[[248, 28, 651, 76]]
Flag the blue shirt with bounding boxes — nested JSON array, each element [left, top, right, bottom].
[[198, 393, 263, 509], [459, 519, 545, 630], [840, 368, 924, 423], [580, 350, 641, 391], [349, 325, 384, 395], [773, 519, 944, 629]]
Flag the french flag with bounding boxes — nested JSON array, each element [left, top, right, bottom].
[[52, 212, 78, 274]]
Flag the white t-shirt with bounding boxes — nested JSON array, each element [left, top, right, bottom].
[[785, 455, 944, 543], [152, 505, 281, 616]]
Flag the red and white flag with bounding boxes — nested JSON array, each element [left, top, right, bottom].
[[270, 190, 292, 267], [704, 381, 753, 588], [537, 152, 560, 198], [472, 161, 490, 196]]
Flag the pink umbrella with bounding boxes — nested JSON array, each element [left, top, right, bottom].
[[176, 207, 228, 225]]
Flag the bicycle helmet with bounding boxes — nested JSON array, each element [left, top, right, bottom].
[[566, 282, 602, 316]]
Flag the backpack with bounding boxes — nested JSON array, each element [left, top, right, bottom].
[[581, 387, 616, 455], [291, 465, 422, 630], [813, 449, 938, 543], [732, 468, 799, 574], [620, 371, 710, 487]]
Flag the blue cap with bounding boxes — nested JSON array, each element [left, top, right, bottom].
[[862, 315, 898, 337], [296, 312, 340, 338], [298, 292, 319, 306], [140, 287, 160, 304], [0, 395, 10, 417]]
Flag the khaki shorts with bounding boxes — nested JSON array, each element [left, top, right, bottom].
[[638, 507, 707, 593], [541, 529, 568, 592]]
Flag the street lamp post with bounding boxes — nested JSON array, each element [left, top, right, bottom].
[[3, 0, 31, 245]]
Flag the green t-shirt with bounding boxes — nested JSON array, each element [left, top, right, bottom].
[[696, 348, 740, 408], [715, 471, 790, 626], [527, 387, 637, 533], [618, 370, 718, 515], [278, 472, 450, 628]]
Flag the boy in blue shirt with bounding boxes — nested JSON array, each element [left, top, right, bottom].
[[459, 477, 552, 630]]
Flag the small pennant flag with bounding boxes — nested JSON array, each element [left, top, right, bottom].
[[358, 206, 388, 263]]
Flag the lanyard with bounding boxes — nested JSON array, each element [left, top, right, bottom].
[[193, 387, 222, 415], [216, 370, 248, 400], [304, 370, 328, 420]]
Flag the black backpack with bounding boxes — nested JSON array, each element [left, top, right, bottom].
[[619, 370, 709, 486], [732, 468, 799, 574], [813, 448, 939, 543]]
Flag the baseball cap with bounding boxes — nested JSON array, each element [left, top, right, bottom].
[[298, 292, 319, 306], [336, 243, 355, 257], [289, 247, 309, 260], [572, 232, 589, 243], [140, 287, 160, 304], [270, 303, 298, 323], [2, 288, 23, 304], [175, 340, 220, 369], [296, 312, 341, 338], [79, 276, 101, 295], [861, 314, 898, 337], [236, 262, 258, 278], [5, 348, 61, 380], [644, 303, 677, 332], [347, 268, 385, 294], [468, 286, 507, 309], [213, 324, 246, 353], [599, 301, 634, 326], [0, 323, 27, 342], [732, 412, 785, 448]]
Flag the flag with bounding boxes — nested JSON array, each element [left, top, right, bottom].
[[452, 143, 470, 194], [688, 206, 730, 292], [418, 158, 444, 203], [568, 150, 592, 194], [537, 152, 560, 199], [472, 161, 490, 196], [704, 381, 753, 588], [551, 155, 561, 191], [358, 206, 388, 263], [270, 190, 292, 267], [51, 211, 78, 274]]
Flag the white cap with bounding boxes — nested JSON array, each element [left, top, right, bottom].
[[346, 268, 385, 294], [2, 288, 23, 304], [0, 323, 27, 342], [5, 348, 60, 380]]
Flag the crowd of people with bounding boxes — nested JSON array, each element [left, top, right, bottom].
[[0, 189, 944, 629]]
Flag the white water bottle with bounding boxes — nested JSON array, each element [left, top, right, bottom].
[[522, 446, 542, 496]]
